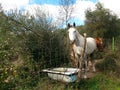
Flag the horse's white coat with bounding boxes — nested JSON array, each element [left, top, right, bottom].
[[68, 26, 97, 76], [73, 44, 83, 56], [68, 27, 97, 55]]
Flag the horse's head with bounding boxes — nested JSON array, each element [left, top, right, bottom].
[[95, 38, 104, 51], [67, 23, 77, 44]]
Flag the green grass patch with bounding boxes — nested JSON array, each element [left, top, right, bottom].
[[37, 74, 120, 90], [76, 74, 120, 90]]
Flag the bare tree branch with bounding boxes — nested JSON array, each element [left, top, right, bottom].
[[58, 0, 75, 27]]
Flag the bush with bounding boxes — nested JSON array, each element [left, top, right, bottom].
[[96, 51, 120, 77], [25, 30, 70, 70], [0, 63, 17, 90]]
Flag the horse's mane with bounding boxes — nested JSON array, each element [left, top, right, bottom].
[[74, 28, 97, 54], [75, 30, 84, 47]]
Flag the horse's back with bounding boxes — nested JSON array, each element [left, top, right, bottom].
[[86, 37, 97, 54]]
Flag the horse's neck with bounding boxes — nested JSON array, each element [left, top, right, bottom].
[[75, 31, 84, 47], [74, 30, 97, 54]]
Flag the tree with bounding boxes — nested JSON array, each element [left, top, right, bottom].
[[85, 2, 119, 39], [58, 0, 75, 27]]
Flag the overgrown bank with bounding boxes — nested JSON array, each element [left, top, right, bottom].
[[0, 3, 120, 90]]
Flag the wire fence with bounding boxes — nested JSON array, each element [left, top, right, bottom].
[[26, 35, 120, 70], [24, 32, 72, 71], [104, 37, 120, 51], [12, 35, 120, 89]]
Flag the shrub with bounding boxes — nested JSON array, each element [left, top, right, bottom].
[[96, 51, 120, 77], [0, 63, 17, 90], [25, 30, 70, 70]]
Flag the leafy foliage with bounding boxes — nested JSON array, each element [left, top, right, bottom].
[[0, 2, 120, 90], [0, 5, 71, 89], [85, 2, 120, 38]]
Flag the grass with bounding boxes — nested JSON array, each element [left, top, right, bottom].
[[34, 74, 120, 90]]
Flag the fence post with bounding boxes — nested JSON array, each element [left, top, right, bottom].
[[112, 37, 115, 51]]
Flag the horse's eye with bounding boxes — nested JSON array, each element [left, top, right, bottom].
[[74, 30, 76, 33]]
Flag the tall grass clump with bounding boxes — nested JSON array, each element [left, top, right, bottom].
[[96, 50, 120, 77]]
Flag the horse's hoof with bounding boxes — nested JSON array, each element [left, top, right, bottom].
[[92, 67, 96, 72], [93, 71, 96, 73], [83, 75, 87, 79], [86, 68, 90, 72]]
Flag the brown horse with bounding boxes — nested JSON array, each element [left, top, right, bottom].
[[95, 38, 104, 51]]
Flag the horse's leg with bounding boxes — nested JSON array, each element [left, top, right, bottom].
[[83, 54, 88, 79], [92, 61, 96, 72], [91, 59, 96, 72], [71, 53, 77, 67], [90, 53, 96, 72], [76, 54, 82, 80], [73, 59, 78, 68], [71, 50, 79, 68], [77, 54, 81, 69], [86, 56, 91, 71], [73, 58, 77, 67], [74, 54, 79, 68]]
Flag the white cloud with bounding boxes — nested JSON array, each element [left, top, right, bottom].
[[0, 0, 29, 11], [27, 0, 95, 25], [73, 0, 96, 21], [1, 0, 120, 27], [24, 4, 59, 19], [25, 4, 62, 27], [98, 0, 120, 17], [0, 0, 96, 20]]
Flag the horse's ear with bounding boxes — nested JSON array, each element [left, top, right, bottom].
[[67, 23, 71, 29], [73, 22, 76, 27]]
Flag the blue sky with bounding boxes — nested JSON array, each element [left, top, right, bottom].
[[30, 0, 60, 5], [29, 0, 97, 27], [0, 0, 120, 28], [30, 0, 97, 5], [32, 0, 97, 27]]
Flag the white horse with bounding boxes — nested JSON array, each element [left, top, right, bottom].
[[67, 23, 98, 78]]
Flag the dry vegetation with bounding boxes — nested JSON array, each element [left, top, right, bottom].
[[0, 3, 120, 90]]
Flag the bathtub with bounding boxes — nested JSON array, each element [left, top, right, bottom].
[[42, 67, 79, 82]]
